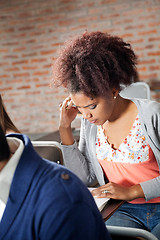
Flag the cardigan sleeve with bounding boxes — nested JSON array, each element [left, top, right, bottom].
[[61, 119, 97, 186], [135, 99, 160, 201]]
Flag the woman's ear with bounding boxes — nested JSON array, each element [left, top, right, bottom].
[[112, 89, 119, 99]]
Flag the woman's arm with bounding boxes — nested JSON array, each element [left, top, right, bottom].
[[59, 97, 78, 145], [61, 119, 97, 186], [92, 182, 145, 201]]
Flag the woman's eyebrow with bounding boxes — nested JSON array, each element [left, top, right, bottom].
[[73, 103, 95, 108]]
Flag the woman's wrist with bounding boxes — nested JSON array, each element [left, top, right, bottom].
[[59, 125, 74, 145], [129, 184, 145, 200]]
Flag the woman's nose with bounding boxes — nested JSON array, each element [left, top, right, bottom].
[[82, 111, 92, 119]]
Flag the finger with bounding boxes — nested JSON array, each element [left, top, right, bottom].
[[63, 97, 77, 111], [59, 103, 62, 109], [92, 189, 107, 198], [99, 188, 111, 197], [65, 101, 72, 110], [60, 98, 69, 111], [91, 189, 101, 197], [63, 97, 71, 109], [92, 186, 107, 195], [102, 190, 109, 194]]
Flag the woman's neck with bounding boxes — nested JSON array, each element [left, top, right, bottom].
[[108, 95, 132, 122]]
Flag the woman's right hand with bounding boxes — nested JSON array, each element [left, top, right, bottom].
[[59, 97, 79, 128]]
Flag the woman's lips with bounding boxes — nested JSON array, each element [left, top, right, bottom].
[[89, 119, 97, 124]]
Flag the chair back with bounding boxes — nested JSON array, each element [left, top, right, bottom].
[[107, 226, 158, 240], [32, 141, 63, 165], [120, 82, 150, 99]]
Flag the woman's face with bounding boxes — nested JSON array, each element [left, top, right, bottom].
[[70, 91, 117, 126]]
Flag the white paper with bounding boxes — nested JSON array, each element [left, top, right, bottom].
[[88, 187, 109, 211]]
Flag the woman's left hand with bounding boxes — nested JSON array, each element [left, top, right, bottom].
[[91, 182, 144, 201]]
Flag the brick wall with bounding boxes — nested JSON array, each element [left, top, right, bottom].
[[0, 0, 160, 133]]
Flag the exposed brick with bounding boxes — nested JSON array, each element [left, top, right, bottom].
[[100, 13, 120, 20], [149, 37, 160, 42], [114, 19, 133, 25], [0, 0, 159, 134], [18, 26, 35, 31], [139, 15, 155, 20], [128, 39, 144, 44], [40, 50, 56, 55], [70, 24, 88, 31], [0, 28, 14, 33], [138, 59, 156, 65], [13, 72, 30, 78], [148, 21, 160, 27], [0, 48, 8, 53], [13, 47, 26, 52], [119, 33, 134, 39], [148, 51, 160, 56], [5, 67, 20, 71], [58, 19, 75, 26], [30, 31, 46, 36], [6, 79, 22, 84], [33, 71, 49, 76], [139, 73, 158, 80], [31, 58, 47, 63], [123, 9, 144, 16], [138, 29, 157, 36], [12, 60, 29, 65], [26, 91, 41, 95], [110, 3, 129, 11], [125, 24, 145, 30], [150, 80, 160, 90], [100, 0, 117, 4], [3, 55, 18, 59], [22, 52, 38, 57], [0, 74, 11, 78], [22, 66, 38, 70], [137, 66, 147, 72], [0, 62, 9, 66], [26, 78, 39, 82], [0, 87, 13, 91], [36, 83, 49, 87], [149, 66, 160, 71], [17, 85, 31, 90], [17, 11, 35, 19], [147, 6, 160, 13]]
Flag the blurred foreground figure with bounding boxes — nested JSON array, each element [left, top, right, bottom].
[[0, 125, 111, 240], [0, 94, 20, 134]]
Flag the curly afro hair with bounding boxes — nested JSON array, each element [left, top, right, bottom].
[[53, 31, 139, 97]]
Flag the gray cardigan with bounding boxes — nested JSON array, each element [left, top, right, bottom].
[[61, 99, 160, 201]]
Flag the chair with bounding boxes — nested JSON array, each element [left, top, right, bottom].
[[120, 82, 151, 100], [32, 141, 63, 165], [107, 226, 158, 240]]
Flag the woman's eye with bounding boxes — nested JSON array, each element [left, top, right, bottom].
[[89, 105, 96, 110]]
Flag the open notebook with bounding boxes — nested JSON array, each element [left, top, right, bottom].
[[88, 188, 109, 212]]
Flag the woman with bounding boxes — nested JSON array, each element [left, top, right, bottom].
[[53, 31, 160, 238], [0, 94, 20, 134]]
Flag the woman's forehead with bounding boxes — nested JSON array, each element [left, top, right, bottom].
[[70, 93, 110, 108]]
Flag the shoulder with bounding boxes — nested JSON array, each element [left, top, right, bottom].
[[36, 162, 95, 208], [29, 162, 109, 240], [38, 164, 110, 239], [132, 98, 160, 115]]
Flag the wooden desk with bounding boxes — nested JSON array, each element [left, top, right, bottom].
[[101, 199, 125, 221]]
